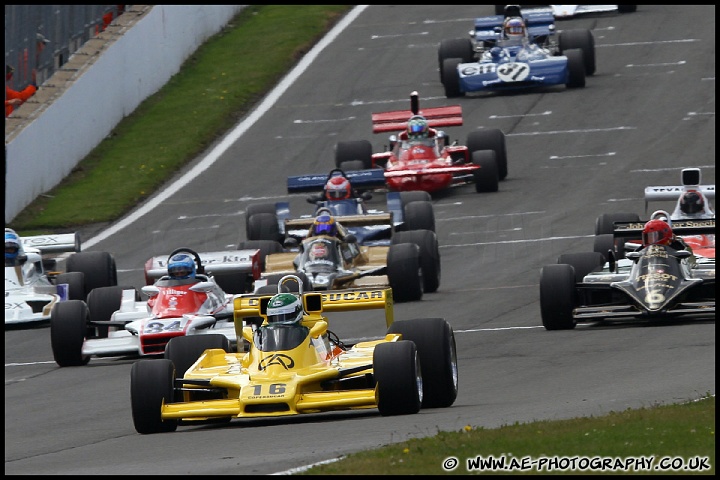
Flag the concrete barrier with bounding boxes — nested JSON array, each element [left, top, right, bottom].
[[5, 5, 246, 223]]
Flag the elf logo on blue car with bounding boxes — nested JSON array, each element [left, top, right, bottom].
[[461, 64, 496, 76]]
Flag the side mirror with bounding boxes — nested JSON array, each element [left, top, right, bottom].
[[25, 252, 41, 264], [284, 237, 298, 249], [141, 285, 160, 298], [309, 320, 328, 339], [674, 250, 692, 259], [626, 251, 641, 262], [242, 326, 254, 343], [361, 191, 373, 201], [189, 281, 216, 293], [344, 234, 357, 244]]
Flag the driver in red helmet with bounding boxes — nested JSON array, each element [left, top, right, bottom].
[[641, 219, 695, 263], [324, 176, 353, 200]]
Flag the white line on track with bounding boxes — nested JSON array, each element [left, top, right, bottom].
[[82, 6, 370, 250], [420, 18, 475, 24], [439, 211, 546, 220], [508, 126, 635, 136], [349, 95, 446, 106], [371, 31, 429, 39], [627, 60, 686, 68], [293, 117, 356, 124], [596, 39, 700, 47], [630, 165, 715, 173], [549, 152, 616, 160], [489, 111, 552, 119], [441, 234, 595, 248]]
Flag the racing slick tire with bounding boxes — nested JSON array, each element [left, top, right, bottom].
[[392, 229, 441, 294], [593, 233, 617, 263], [164, 334, 231, 381], [237, 239, 284, 272], [264, 272, 312, 293], [400, 191, 432, 206], [387, 243, 423, 302], [595, 212, 641, 235], [131, 359, 178, 434], [402, 200, 435, 232], [472, 150, 499, 193], [387, 318, 458, 409], [557, 252, 606, 283], [247, 212, 282, 243], [466, 128, 508, 180], [374, 341, 422, 416], [87, 285, 124, 338], [564, 49, 586, 89], [245, 203, 277, 238], [540, 264, 577, 330], [54, 271, 85, 301], [438, 38, 474, 81], [65, 251, 118, 299], [50, 300, 91, 367], [441, 58, 464, 98], [335, 140, 373, 170], [559, 29, 595, 76], [339, 160, 366, 172]]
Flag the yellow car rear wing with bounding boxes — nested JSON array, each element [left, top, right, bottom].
[[233, 287, 394, 328]]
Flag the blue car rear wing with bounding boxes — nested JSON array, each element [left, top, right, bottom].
[[287, 169, 386, 193], [472, 11, 555, 44]]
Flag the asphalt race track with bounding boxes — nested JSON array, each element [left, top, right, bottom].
[[5, 5, 715, 475]]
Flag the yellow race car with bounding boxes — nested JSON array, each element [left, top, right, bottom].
[[130, 275, 458, 434]]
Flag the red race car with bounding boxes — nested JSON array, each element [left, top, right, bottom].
[[334, 91, 508, 194]]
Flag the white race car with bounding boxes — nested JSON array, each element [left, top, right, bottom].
[[5, 230, 117, 325], [503, 5, 637, 19], [50, 247, 261, 366], [593, 168, 715, 261]]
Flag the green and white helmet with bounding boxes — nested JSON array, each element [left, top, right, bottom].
[[266, 293, 304, 324]]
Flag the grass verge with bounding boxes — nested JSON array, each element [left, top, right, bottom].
[[9, 5, 353, 233], [301, 395, 715, 475]]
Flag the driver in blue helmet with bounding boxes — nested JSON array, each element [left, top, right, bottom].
[[166, 253, 197, 284], [308, 213, 352, 243], [5, 228, 25, 267], [310, 214, 337, 237]]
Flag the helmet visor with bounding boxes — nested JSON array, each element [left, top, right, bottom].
[[169, 265, 192, 278], [409, 123, 425, 134], [314, 223, 335, 235], [642, 230, 662, 245], [267, 303, 300, 323], [5, 243, 19, 256], [327, 189, 346, 199]]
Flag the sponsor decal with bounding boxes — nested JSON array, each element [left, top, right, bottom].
[[322, 290, 384, 302], [259, 354, 294, 370]]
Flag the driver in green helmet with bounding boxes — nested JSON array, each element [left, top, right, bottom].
[[266, 293, 305, 325]]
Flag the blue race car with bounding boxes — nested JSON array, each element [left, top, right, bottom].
[[438, 5, 594, 97], [243, 168, 436, 247]]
